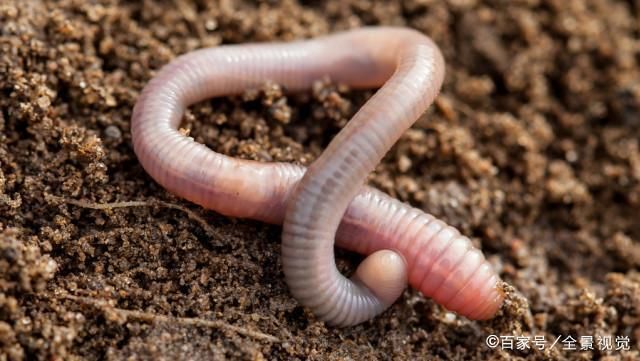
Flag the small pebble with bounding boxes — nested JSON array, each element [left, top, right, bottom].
[[104, 125, 122, 139]]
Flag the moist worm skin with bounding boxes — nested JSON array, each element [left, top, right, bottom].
[[131, 27, 504, 326]]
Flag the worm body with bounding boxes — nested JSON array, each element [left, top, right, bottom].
[[131, 27, 504, 326]]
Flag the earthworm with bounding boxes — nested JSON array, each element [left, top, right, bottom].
[[131, 27, 504, 326]]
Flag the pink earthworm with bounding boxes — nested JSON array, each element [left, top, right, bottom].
[[131, 27, 504, 326]]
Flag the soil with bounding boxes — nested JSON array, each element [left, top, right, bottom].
[[1, 0, 639, 360]]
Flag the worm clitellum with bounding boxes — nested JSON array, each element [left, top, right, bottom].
[[131, 27, 504, 327]]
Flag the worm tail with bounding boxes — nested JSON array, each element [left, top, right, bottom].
[[338, 191, 504, 320]]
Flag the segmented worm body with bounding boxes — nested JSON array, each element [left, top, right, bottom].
[[131, 27, 504, 326]]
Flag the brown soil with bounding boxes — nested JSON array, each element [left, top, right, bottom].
[[1, 0, 639, 360]]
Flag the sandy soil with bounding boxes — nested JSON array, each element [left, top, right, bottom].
[[1, 0, 639, 360]]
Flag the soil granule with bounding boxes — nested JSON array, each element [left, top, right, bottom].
[[1, 0, 639, 360]]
